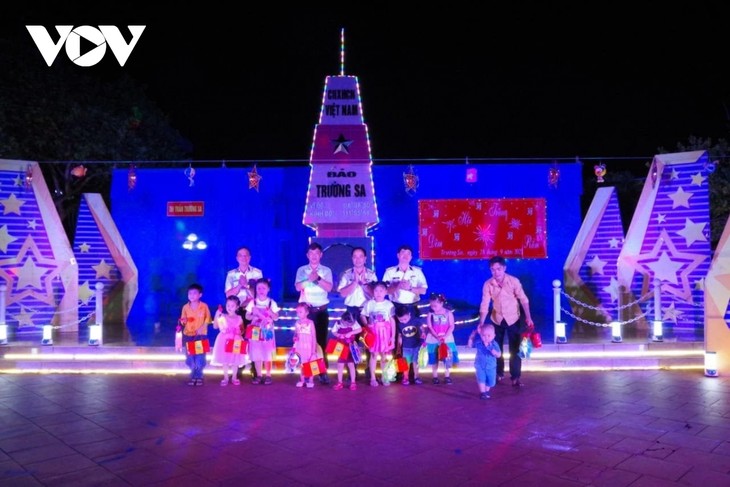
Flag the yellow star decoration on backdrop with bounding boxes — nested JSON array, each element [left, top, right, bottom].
[[0, 225, 18, 252], [633, 229, 706, 302], [0, 235, 61, 306], [586, 255, 607, 275], [12, 175, 23, 187], [16, 258, 49, 289], [78, 281, 94, 305], [1, 193, 25, 215], [26, 219, 38, 230], [92, 259, 114, 279], [78, 242, 91, 253], [12, 305, 35, 328], [667, 187, 693, 209]]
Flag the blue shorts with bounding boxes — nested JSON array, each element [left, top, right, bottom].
[[426, 343, 459, 365], [401, 347, 420, 365], [475, 364, 497, 387]]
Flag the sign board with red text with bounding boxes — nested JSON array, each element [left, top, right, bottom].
[[418, 199, 547, 259]]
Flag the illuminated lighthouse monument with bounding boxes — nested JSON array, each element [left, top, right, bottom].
[[303, 31, 379, 269]]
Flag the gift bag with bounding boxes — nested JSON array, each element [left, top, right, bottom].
[[437, 342, 449, 361], [395, 356, 409, 373], [286, 350, 301, 373], [518, 336, 532, 359], [224, 339, 247, 355], [174, 331, 182, 352], [186, 338, 210, 355], [418, 345, 429, 368], [383, 360, 397, 382], [349, 342, 362, 364], [302, 358, 326, 377], [325, 339, 350, 361], [360, 326, 376, 350], [530, 331, 542, 349], [245, 325, 261, 341]]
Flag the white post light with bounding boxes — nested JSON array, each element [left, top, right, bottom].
[[41, 325, 53, 345], [611, 321, 622, 343], [0, 283, 6, 345], [552, 280, 566, 343], [652, 320, 663, 342], [555, 322, 567, 344], [89, 282, 104, 346], [704, 351, 718, 377]]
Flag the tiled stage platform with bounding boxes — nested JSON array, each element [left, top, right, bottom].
[[1, 340, 728, 486], [0, 366, 728, 486]]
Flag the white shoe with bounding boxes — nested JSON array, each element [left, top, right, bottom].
[[296, 380, 304, 388]]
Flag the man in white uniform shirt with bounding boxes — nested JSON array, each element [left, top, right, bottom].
[[224, 246, 263, 380], [295, 242, 334, 384], [337, 246, 377, 326], [382, 245, 428, 317]]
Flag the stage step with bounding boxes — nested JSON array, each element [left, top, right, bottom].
[[0, 341, 705, 374]]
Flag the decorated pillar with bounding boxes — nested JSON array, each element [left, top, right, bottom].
[[302, 35, 379, 276]]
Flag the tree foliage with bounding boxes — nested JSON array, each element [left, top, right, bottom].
[[0, 39, 191, 241]]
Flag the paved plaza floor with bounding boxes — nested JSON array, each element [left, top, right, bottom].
[[0, 369, 728, 486]]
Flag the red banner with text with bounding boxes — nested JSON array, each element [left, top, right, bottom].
[[418, 199, 547, 260]]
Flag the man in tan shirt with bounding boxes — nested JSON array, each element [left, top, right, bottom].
[[479, 256, 534, 387]]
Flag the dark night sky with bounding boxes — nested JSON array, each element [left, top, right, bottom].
[[5, 3, 730, 168]]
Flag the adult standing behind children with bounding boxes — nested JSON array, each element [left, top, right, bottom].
[[478, 255, 534, 387], [337, 246, 377, 326], [295, 242, 334, 384], [224, 246, 263, 310], [224, 246, 263, 380], [382, 245, 428, 317]]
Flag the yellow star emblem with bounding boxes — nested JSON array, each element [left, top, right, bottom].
[[1, 193, 25, 215], [92, 259, 114, 279], [27, 219, 38, 230], [13, 175, 24, 187], [16, 257, 49, 289], [0, 225, 18, 253], [12, 305, 35, 328], [0, 236, 61, 306], [79, 242, 91, 253], [78, 280, 94, 305]]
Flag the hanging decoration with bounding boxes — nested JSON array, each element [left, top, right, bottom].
[[184, 163, 196, 187], [704, 160, 717, 174], [465, 157, 477, 183], [128, 164, 137, 191], [129, 106, 142, 130], [403, 165, 419, 195], [70, 165, 87, 178], [594, 163, 607, 183], [548, 162, 560, 188], [650, 160, 658, 188], [24, 164, 33, 189], [248, 165, 262, 192]]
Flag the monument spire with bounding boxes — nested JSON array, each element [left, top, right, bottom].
[[340, 27, 345, 76]]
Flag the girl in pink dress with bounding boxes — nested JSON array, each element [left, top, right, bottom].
[[293, 302, 318, 388], [211, 296, 246, 386], [361, 281, 396, 387], [425, 293, 459, 384], [245, 279, 280, 385]]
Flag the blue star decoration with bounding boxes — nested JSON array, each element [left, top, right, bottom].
[[332, 134, 353, 155]]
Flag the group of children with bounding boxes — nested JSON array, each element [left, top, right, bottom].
[[179, 280, 502, 399]]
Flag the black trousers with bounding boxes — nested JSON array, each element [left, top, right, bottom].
[[494, 320, 522, 379]]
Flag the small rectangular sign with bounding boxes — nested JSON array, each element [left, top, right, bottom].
[[166, 201, 204, 217]]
